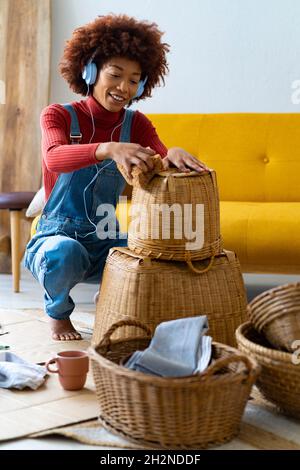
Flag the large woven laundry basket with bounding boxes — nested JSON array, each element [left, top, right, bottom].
[[236, 321, 300, 418], [92, 247, 247, 347], [89, 319, 259, 449], [128, 169, 222, 262], [247, 282, 300, 352]]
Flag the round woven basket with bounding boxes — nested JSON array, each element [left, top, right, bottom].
[[236, 321, 300, 418], [93, 247, 247, 348], [89, 319, 260, 450], [127, 169, 222, 262], [247, 282, 300, 352]]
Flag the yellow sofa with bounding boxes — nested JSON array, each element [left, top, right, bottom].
[[142, 113, 300, 274]]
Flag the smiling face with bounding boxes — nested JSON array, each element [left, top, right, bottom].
[[92, 56, 142, 111]]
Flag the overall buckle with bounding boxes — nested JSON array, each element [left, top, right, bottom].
[[70, 133, 82, 144]]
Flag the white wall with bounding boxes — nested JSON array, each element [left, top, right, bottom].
[[51, 0, 300, 113]]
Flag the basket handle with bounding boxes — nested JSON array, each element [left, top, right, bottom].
[[110, 247, 152, 267], [185, 253, 215, 274], [98, 318, 152, 350], [223, 249, 237, 263], [200, 354, 254, 378]]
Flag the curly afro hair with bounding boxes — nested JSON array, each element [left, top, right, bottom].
[[59, 14, 170, 101]]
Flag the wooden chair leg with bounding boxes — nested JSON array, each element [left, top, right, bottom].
[[10, 209, 21, 293]]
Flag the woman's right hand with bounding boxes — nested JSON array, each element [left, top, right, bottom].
[[95, 142, 156, 174]]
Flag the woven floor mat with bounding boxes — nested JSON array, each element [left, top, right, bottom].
[[30, 388, 300, 450], [31, 420, 148, 450]]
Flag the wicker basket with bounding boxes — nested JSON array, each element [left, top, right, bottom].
[[93, 247, 247, 347], [89, 319, 260, 449], [247, 282, 300, 352], [128, 169, 222, 262], [236, 321, 300, 418]]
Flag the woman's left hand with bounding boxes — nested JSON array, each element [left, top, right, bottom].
[[163, 147, 209, 173]]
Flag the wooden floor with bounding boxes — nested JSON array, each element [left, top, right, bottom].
[[0, 264, 298, 450]]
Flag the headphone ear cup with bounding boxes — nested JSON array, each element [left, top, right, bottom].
[[133, 81, 144, 99], [133, 76, 148, 99], [82, 61, 97, 85]]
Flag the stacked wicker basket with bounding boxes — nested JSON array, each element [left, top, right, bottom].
[[89, 165, 257, 449], [93, 167, 247, 347], [236, 282, 300, 418]]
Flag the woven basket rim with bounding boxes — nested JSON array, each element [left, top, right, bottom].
[[249, 282, 300, 308], [157, 169, 200, 177], [88, 338, 258, 387], [248, 283, 300, 333], [249, 305, 300, 333], [107, 246, 235, 269], [156, 168, 214, 178], [236, 321, 294, 363]]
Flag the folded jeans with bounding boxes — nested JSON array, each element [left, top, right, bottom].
[[124, 316, 212, 377]]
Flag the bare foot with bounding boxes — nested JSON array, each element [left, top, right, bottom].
[[50, 318, 82, 341]]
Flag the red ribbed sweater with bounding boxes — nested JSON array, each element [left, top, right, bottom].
[[41, 96, 168, 200]]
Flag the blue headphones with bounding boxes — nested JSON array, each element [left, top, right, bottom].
[[82, 60, 147, 99]]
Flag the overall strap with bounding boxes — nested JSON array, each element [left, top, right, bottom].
[[62, 103, 82, 144], [62, 104, 134, 144], [119, 109, 135, 142]]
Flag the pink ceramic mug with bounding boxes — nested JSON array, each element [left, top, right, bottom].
[[46, 350, 89, 391]]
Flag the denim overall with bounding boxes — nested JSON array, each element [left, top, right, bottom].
[[24, 105, 133, 320]]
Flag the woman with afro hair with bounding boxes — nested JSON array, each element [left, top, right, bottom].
[[24, 14, 208, 341]]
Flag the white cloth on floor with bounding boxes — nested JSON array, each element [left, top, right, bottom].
[[0, 351, 47, 390], [124, 316, 212, 377]]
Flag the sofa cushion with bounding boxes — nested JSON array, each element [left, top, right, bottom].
[[220, 201, 300, 273], [25, 187, 45, 217], [147, 113, 300, 202]]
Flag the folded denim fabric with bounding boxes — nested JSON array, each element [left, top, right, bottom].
[[0, 351, 47, 390], [195, 335, 212, 373], [124, 316, 212, 377]]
